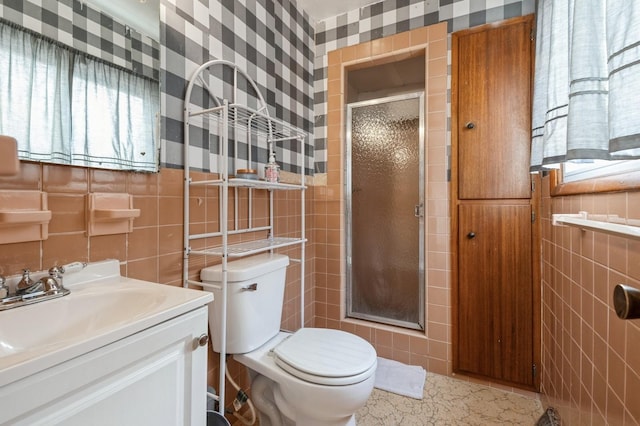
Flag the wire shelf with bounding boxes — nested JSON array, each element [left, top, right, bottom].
[[190, 237, 306, 258], [190, 177, 305, 190], [189, 103, 306, 143]]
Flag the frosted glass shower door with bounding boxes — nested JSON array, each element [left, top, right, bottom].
[[346, 93, 424, 330]]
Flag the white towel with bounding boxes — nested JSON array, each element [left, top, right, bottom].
[[373, 357, 426, 399]]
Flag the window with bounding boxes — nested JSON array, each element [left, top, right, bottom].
[[563, 159, 640, 183], [0, 20, 159, 172], [551, 159, 640, 196]]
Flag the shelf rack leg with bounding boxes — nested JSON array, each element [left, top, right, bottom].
[[218, 99, 229, 416], [300, 186, 306, 328]]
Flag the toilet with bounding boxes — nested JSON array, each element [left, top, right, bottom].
[[200, 253, 377, 426]]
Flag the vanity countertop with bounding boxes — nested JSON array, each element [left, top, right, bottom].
[[0, 259, 212, 387]]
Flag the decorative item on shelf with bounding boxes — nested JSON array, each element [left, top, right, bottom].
[[265, 152, 280, 183], [235, 168, 259, 180]]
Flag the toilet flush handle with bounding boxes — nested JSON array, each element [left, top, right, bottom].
[[241, 283, 258, 291]]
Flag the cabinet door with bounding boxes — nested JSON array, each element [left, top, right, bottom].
[[1, 308, 209, 426], [457, 203, 533, 387], [457, 18, 533, 200]]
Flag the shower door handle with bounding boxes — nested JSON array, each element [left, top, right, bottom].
[[414, 203, 424, 218]]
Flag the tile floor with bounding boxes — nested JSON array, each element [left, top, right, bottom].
[[356, 373, 544, 425]]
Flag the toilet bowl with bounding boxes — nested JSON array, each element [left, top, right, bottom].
[[237, 329, 376, 426], [200, 254, 377, 426]]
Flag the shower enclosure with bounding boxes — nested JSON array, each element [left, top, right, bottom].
[[346, 92, 425, 330]]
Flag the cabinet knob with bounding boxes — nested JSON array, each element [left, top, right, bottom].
[[196, 334, 209, 348], [465, 122, 475, 129], [467, 232, 476, 239]]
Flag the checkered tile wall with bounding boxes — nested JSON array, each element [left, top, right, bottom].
[[312, 0, 535, 173], [3, 0, 535, 175], [160, 0, 315, 174], [0, 0, 159, 80]]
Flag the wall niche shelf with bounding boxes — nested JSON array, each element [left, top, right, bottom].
[[0, 190, 51, 244], [87, 193, 140, 236]]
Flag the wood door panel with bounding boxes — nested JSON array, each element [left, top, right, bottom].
[[457, 203, 533, 385], [457, 19, 533, 200]]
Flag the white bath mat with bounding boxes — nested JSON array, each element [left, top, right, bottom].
[[374, 357, 426, 399]]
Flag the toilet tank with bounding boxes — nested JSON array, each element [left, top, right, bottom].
[[200, 253, 289, 354]]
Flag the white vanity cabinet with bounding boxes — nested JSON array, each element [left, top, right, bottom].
[[0, 307, 209, 426]]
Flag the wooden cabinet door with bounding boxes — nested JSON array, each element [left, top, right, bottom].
[[457, 18, 533, 200], [457, 203, 534, 386]]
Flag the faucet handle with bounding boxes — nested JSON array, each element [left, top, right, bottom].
[[41, 266, 67, 292], [16, 268, 42, 295], [60, 261, 86, 275], [48, 266, 64, 278], [0, 276, 8, 299], [18, 269, 34, 287]]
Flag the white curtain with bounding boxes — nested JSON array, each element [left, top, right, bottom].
[[0, 20, 159, 172], [531, 0, 640, 170], [0, 22, 72, 163], [71, 56, 158, 170]]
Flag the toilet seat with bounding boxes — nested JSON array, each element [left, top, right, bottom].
[[272, 328, 377, 386]]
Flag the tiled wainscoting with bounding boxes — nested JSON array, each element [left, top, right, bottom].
[[540, 175, 640, 425], [0, 162, 315, 404]]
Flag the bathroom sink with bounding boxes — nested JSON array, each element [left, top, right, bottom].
[[0, 287, 167, 357], [0, 259, 212, 387]]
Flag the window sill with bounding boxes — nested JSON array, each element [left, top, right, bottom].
[[550, 169, 640, 196]]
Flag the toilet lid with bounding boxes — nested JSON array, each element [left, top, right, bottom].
[[273, 328, 377, 386]]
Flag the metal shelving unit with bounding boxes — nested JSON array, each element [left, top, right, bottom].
[[182, 60, 307, 416]]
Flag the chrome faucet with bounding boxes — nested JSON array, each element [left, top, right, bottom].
[[39, 266, 66, 293], [15, 269, 43, 296], [0, 265, 72, 311]]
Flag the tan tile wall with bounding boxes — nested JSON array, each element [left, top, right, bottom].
[[0, 161, 314, 410], [540, 175, 640, 425], [0, 165, 198, 284], [315, 22, 453, 376]]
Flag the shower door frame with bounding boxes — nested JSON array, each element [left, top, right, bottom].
[[345, 91, 425, 330]]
